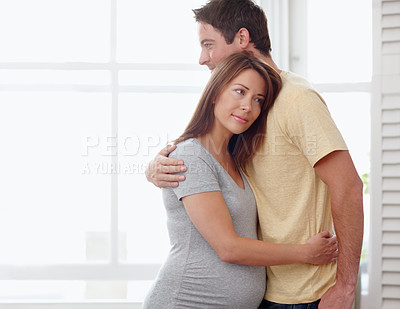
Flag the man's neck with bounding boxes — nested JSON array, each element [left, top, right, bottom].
[[250, 49, 282, 74], [264, 57, 281, 74]]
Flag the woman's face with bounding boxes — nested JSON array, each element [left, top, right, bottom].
[[213, 69, 267, 136]]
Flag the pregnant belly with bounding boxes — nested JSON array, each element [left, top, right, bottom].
[[173, 261, 266, 308]]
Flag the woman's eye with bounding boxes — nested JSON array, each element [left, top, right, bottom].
[[235, 89, 244, 95], [255, 98, 263, 103]]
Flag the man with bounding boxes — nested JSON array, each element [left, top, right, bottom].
[[145, 0, 363, 308]]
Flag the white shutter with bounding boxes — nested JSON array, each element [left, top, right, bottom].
[[371, 0, 400, 308]]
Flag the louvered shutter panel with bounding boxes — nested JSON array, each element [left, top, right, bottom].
[[371, 0, 400, 308]]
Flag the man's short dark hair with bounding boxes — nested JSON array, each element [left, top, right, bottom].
[[193, 0, 272, 56]]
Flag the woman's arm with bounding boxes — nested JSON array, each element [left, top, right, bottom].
[[182, 191, 337, 266]]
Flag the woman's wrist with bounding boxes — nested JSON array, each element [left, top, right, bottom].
[[298, 243, 312, 264]]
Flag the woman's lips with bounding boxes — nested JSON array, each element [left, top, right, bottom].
[[232, 114, 248, 124]]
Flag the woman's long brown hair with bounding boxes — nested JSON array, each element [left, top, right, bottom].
[[174, 52, 282, 173]]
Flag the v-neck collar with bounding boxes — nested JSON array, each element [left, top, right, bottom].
[[192, 138, 246, 190]]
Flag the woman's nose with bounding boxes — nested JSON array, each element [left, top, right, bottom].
[[241, 98, 252, 111]]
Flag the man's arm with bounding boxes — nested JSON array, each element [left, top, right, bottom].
[[314, 150, 364, 309], [145, 144, 187, 188]]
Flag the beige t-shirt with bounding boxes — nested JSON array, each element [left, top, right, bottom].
[[246, 71, 348, 304]]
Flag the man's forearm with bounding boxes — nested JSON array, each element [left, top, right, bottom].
[[331, 180, 364, 289], [315, 150, 364, 308]]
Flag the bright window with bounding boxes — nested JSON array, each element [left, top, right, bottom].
[[0, 0, 207, 307]]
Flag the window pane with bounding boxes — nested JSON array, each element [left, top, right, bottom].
[[323, 92, 370, 175], [0, 70, 110, 86], [117, 0, 205, 63], [0, 280, 151, 302], [0, 281, 86, 301], [0, 0, 110, 62], [0, 92, 111, 263], [118, 93, 200, 263], [307, 0, 372, 83], [119, 70, 209, 87]]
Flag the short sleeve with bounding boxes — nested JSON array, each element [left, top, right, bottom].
[[283, 89, 348, 167], [169, 140, 221, 200]]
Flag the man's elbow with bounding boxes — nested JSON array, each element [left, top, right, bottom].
[[333, 174, 364, 214], [341, 169, 364, 199], [352, 176, 364, 217], [351, 174, 364, 199], [354, 174, 364, 200]]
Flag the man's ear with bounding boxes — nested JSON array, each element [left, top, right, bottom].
[[236, 28, 251, 49]]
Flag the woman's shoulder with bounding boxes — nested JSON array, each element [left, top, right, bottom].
[[170, 138, 215, 168], [170, 138, 204, 157]]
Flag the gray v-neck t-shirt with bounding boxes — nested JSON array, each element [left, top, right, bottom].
[[143, 138, 265, 308]]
